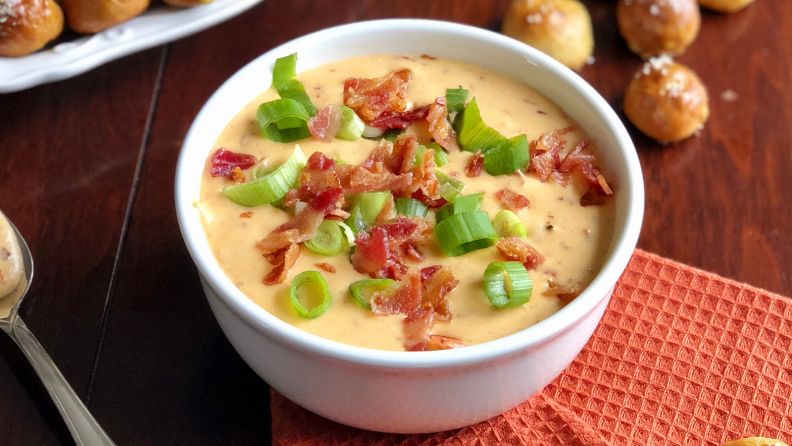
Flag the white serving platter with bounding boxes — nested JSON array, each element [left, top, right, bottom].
[[0, 0, 264, 93]]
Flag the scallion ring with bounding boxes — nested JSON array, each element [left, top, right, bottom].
[[483, 261, 532, 309], [395, 197, 429, 219], [305, 220, 349, 256], [454, 97, 508, 153], [436, 171, 465, 202], [289, 271, 332, 318], [256, 98, 312, 143], [272, 53, 317, 116], [433, 210, 498, 257], [348, 279, 395, 310], [493, 210, 528, 238], [483, 134, 530, 176], [336, 105, 365, 141], [445, 87, 469, 114], [221, 145, 307, 207]]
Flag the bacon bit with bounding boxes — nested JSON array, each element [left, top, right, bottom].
[[336, 163, 413, 195], [411, 190, 447, 208], [307, 105, 343, 142], [558, 139, 613, 195], [263, 243, 300, 286], [465, 150, 484, 177], [315, 263, 336, 273], [282, 189, 299, 207], [327, 208, 351, 221], [425, 335, 465, 351], [343, 69, 411, 122], [240, 212, 253, 218], [580, 188, 608, 207], [210, 148, 257, 178], [545, 281, 585, 304], [420, 54, 437, 60], [405, 245, 424, 262], [1, 248, 10, 260], [375, 194, 395, 224], [528, 126, 576, 184], [371, 267, 459, 350], [496, 236, 545, 271], [228, 167, 246, 183], [427, 97, 459, 151], [495, 189, 531, 212], [350, 216, 433, 280], [420, 265, 442, 282], [369, 105, 430, 130], [306, 151, 337, 171], [257, 188, 344, 256]]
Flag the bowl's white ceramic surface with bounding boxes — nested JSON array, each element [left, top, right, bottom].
[[175, 19, 644, 434], [0, 0, 264, 93]]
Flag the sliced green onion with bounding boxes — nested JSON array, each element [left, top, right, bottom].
[[252, 164, 276, 180], [256, 98, 312, 143], [336, 106, 365, 141], [305, 220, 349, 256], [446, 87, 469, 114], [433, 210, 498, 257], [484, 134, 530, 176], [395, 197, 429, 219], [222, 146, 307, 207], [436, 171, 465, 201], [348, 279, 395, 310], [272, 53, 317, 116], [336, 221, 356, 246], [454, 97, 508, 153], [493, 210, 528, 238], [484, 261, 532, 309], [435, 193, 483, 223], [289, 271, 331, 319], [345, 192, 390, 232], [333, 158, 348, 165], [413, 143, 449, 167]]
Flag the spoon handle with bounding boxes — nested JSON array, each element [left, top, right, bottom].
[[10, 317, 115, 446]]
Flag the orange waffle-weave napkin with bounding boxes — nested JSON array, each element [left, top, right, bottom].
[[271, 250, 792, 445]]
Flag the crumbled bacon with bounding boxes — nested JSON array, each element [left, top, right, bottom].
[[240, 212, 253, 218], [420, 54, 437, 60], [343, 69, 411, 122], [496, 236, 545, 271], [256, 188, 344, 283], [370, 266, 459, 350], [558, 139, 613, 195], [210, 148, 257, 178], [1, 248, 9, 261], [306, 151, 336, 171], [427, 97, 459, 151], [350, 216, 433, 280], [307, 105, 343, 142], [495, 189, 530, 212], [528, 126, 576, 183], [369, 105, 430, 129], [263, 243, 300, 286], [405, 245, 424, 262], [466, 150, 484, 177], [335, 163, 413, 195], [423, 335, 465, 351], [361, 135, 442, 204], [229, 167, 246, 183], [420, 265, 442, 282], [282, 189, 299, 207], [315, 263, 336, 273], [375, 194, 395, 224], [545, 281, 585, 304]]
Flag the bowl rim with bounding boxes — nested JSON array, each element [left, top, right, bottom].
[[175, 18, 644, 369]]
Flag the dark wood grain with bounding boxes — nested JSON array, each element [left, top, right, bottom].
[[0, 0, 789, 444], [0, 47, 165, 444]]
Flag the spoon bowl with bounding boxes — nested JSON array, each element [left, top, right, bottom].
[[0, 211, 115, 446]]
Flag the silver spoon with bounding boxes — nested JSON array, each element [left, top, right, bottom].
[[0, 215, 115, 446]]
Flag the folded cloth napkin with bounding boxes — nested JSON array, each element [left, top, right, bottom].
[[271, 250, 792, 446]]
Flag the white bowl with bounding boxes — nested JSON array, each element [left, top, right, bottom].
[[175, 19, 644, 434]]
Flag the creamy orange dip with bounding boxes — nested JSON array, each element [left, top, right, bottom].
[[198, 54, 615, 351]]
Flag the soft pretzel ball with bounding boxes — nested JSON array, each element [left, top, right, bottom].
[[698, 0, 755, 12], [623, 57, 709, 143], [63, 0, 150, 33], [0, 0, 65, 57], [501, 0, 594, 71], [617, 0, 700, 59]]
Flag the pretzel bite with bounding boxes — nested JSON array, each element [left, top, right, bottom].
[[62, 0, 150, 34], [0, 0, 64, 57], [162, 0, 213, 6], [623, 57, 709, 143], [501, 0, 594, 71], [617, 0, 700, 59], [698, 0, 755, 12], [721, 439, 789, 446]]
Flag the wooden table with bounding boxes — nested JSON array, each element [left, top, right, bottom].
[[0, 0, 789, 443]]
